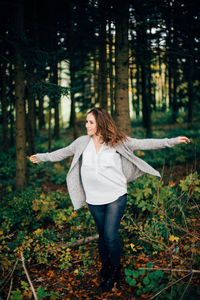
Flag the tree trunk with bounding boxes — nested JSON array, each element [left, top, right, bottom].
[[67, 0, 77, 139], [166, 0, 173, 112], [9, 63, 15, 146], [39, 96, 45, 129], [15, 50, 27, 189], [48, 98, 52, 152], [93, 52, 98, 105], [15, 0, 27, 189], [135, 61, 140, 119], [114, 0, 131, 136], [187, 56, 194, 124], [27, 72, 36, 155], [52, 64, 60, 139], [136, 21, 152, 136], [171, 2, 178, 122], [98, 0, 107, 109], [69, 57, 77, 139], [141, 61, 151, 136], [0, 63, 8, 152], [108, 19, 114, 116], [130, 66, 135, 117], [187, 16, 194, 124]]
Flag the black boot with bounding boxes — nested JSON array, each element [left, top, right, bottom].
[[100, 261, 111, 280], [100, 264, 121, 292]]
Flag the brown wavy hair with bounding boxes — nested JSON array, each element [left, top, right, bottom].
[[87, 107, 127, 146]]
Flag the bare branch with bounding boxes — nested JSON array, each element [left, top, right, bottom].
[[149, 272, 192, 300], [6, 278, 13, 300], [20, 251, 38, 300], [139, 267, 200, 273]]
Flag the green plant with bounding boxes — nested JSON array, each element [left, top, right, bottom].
[[125, 262, 166, 297]]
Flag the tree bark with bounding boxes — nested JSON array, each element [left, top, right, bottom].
[[136, 16, 152, 136], [187, 13, 194, 124], [15, 0, 27, 189], [53, 64, 60, 139], [98, 0, 107, 109], [171, 1, 178, 122], [135, 61, 140, 119], [27, 71, 36, 155], [67, 0, 77, 139], [108, 19, 114, 116], [48, 97, 52, 152], [38, 96, 45, 129], [114, 0, 131, 136], [9, 63, 15, 146], [0, 63, 8, 152]]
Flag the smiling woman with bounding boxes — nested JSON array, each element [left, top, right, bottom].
[[86, 113, 97, 137], [29, 107, 190, 293]]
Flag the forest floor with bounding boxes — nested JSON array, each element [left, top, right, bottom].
[[20, 160, 199, 300], [1, 125, 199, 299]]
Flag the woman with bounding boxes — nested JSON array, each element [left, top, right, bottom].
[[30, 107, 190, 292]]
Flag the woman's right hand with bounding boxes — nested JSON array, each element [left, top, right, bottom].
[[29, 155, 39, 163]]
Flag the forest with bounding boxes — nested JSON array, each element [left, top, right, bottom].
[[0, 0, 200, 299]]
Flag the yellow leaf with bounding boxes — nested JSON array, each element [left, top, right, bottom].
[[169, 235, 179, 242], [130, 243, 137, 252]]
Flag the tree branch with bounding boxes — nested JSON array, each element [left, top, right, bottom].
[[139, 267, 200, 273], [20, 251, 38, 300]]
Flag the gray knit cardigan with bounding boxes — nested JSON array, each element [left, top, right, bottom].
[[36, 135, 179, 210]]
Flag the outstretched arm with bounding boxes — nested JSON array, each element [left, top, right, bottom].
[[127, 136, 190, 151], [29, 140, 76, 163]]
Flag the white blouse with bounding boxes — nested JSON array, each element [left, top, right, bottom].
[[81, 138, 127, 205]]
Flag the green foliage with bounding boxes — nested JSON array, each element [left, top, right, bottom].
[[0, 147, 16, 188], [0, 127, 199, 298], [179, 171, 200, 199], [123, 172, 200, 254], [10, 289, 23, 300], [10, 284, 59, 300], [125, 264, 165, 296], [36, 286, 59, 299]]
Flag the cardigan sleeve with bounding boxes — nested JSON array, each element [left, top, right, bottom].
[[126, 137, 179, 151], [36, 139, 76, 162]]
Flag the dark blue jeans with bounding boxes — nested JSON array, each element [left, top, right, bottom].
[[88, 193, 127, 266]]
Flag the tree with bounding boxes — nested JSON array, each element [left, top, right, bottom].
[[98, 0, 108, 109], [135, 1, 152, 136], [15, 0, 27, 189], [114, 0, 131, 136], [0, 62, 8, 152]]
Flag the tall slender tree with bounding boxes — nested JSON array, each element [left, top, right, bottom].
[[98, 0, 108, 109], [114, 0, 131, 135], [0, 62, 8, 152], [135, 2, 152, 136], [15, 0, 27, 189]]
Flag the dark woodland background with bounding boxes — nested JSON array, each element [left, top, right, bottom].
[[0, 0, 200, 299]]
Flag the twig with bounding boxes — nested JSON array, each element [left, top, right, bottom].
[[139, 267, 200, 273], [6, 278, 13, 300], [0, 233, 14, 240], [0, 258, 19, 292], [20, 252, 38, 300], [58, 233, 99, 249], [149, 272, 192, 300], [129, 216, 167, 249]]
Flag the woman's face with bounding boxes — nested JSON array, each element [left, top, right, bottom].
[[86, 113, 97, 136]]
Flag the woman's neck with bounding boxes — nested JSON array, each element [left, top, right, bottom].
[[92, 134, 103, 144]]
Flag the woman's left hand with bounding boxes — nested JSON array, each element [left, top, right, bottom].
[[177, 136, 191, 144]]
